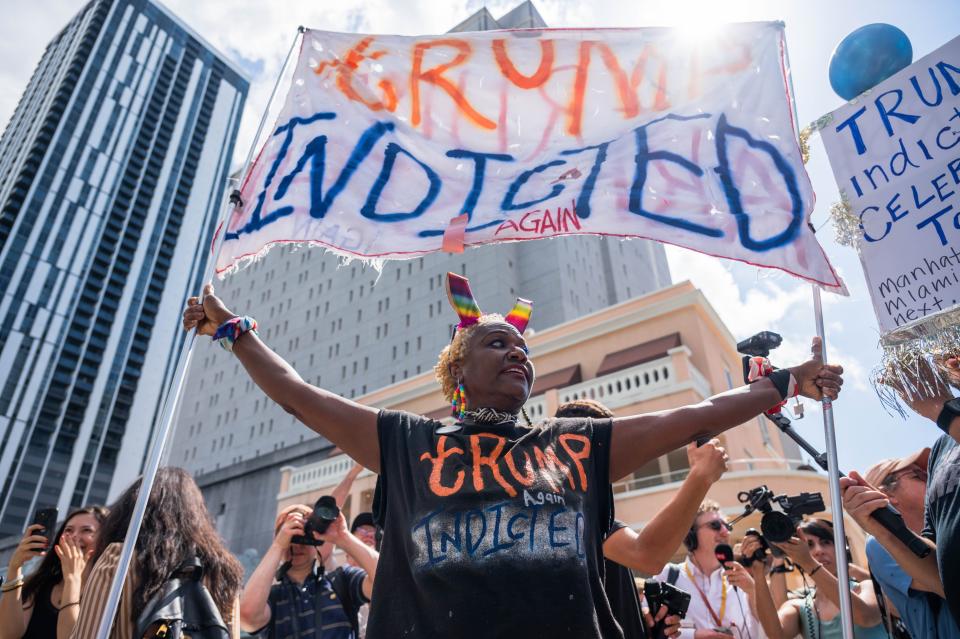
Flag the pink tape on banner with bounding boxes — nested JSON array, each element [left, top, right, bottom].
[[441, 214, 469, 254]]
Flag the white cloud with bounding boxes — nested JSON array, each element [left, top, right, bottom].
[[830, 348, 871, 392], [665, 244, 811, 339], [665, 244, 870, 395]]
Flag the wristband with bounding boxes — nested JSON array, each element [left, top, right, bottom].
[[212, 316, 257, 353], [747, 356, 798, 415], [936, 398, 960, 435], [768, 369, 799, 402], [1, 577, 23, 592], [808, 563, 823, 577]]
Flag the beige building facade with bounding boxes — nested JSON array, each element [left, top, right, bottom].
[[277, 281, 866, 571]]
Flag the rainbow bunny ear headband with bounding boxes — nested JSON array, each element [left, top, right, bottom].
[[445, 272, 532, 336]]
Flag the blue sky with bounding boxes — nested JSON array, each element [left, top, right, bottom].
[[2, 1, 958, 474]]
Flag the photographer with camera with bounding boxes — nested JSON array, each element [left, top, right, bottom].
[[745, 518, 886, 638], [840, 450, 959, 637], [239, 501, 378, 639], [651, 501, 758, 639]]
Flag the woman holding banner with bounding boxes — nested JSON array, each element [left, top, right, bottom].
[[182, 273, 842, 639]]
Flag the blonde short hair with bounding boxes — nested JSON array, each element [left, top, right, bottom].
[[434, 314, 506, 402], [697, 499, 722, 517]]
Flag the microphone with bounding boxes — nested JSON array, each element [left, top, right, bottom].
[[715, 544, 738, 591]]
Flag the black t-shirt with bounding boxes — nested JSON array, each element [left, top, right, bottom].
[[922, 433, 960, 625], [604, 520, 648, 639], [369, 410, 620, 639]]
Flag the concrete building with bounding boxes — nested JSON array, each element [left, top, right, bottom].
[[170, 1, 671, 558], [0, 0, 247, 540], [277, 281, 867, 571]]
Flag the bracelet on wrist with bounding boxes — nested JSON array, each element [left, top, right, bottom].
[[58, 601, 80, 609], [212, 316, 257, 353], [1, 577, 24, 592], [808, 563, 823, 577]]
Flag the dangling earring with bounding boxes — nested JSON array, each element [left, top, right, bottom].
[[521, 407, 533, 427], [451, 379, 467, 421]]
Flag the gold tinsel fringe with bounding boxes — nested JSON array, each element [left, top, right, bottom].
[[829, 197, 860, 248], [798, 125, 812, 166], [800, 116, 860, 248], [873, 310, 960, 417]]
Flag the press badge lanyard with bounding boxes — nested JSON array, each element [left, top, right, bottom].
[[685, 562, 728, 628]]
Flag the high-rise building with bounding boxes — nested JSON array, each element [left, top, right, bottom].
[[168, 1, 671, 557], [0, 0, 247, 538]]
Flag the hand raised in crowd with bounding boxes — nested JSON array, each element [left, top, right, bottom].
[[273, 510, 307, 551], [787, 337, 844, 401], [9, 523, 48, 570], [839, 471, 890, 534], [723, 560, 755, 593], [687, 438, 729, 484], [182, 282, 236, 336], [641, 604, 682, 638], [54, 535, 90, 583], [771, 528, 818, 573]]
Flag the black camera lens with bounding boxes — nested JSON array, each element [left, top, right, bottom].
[[291, 495, 341, 546], [761, 511, 797, 543], [308, 496, 340, 534]]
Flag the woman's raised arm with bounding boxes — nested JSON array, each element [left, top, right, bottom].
[[183, 283, 381, 471], [609, 337, 843, 481]]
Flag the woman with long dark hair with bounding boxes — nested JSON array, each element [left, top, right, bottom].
[[746, 518, 887, 638], [0, 506, 107, 639], [69, 467, 243, 639], [182, 274, 843, 638]]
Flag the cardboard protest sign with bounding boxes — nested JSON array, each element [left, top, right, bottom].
[[821, 36, 960, 335], [218, 24, 842, 292]]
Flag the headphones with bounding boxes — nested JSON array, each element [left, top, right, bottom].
[[683, 525, 699, 552]]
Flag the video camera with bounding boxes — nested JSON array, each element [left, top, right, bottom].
[[291, 496, 340, 546], [644, 580, 691, 639], [736, 331, 783, 358], [736, 485, 825, 543], [727, 485, 824, 564]]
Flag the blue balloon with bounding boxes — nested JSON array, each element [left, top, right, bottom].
[[829, 23, 913, 100]]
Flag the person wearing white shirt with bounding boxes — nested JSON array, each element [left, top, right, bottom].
[[653, 501, 761, 639]]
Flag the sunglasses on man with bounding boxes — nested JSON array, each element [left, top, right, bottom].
[[698, 519, 732, 532]]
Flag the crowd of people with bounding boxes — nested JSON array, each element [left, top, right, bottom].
[[1, 272, 957, 638]]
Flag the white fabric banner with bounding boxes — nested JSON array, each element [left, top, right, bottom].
[[218, 23, 843, 291], [821, 36, 960, 334]]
